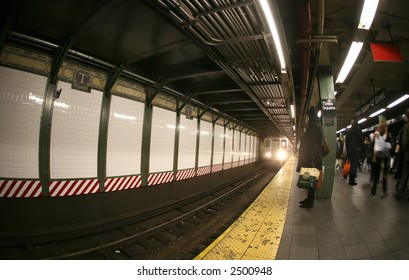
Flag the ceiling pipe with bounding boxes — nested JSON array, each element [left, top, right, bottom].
[[296, 0, 312, 142]]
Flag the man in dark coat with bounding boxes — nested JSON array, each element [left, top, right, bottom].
[[297, 106, 323, 208], [345, 119, 364, 185]]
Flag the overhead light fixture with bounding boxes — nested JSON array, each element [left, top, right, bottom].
[[335, 41, 364, 83], [358, 118, 367, 124], [290, 104, 295, 118], [337, 128, 346, 133], [387, 94, 409, 108], [259, 0, 286, 73], [369, 108, 385, 118], [318, 110, 322, 118], [347, 124, 352, 129], [358, 0, 379, 30], [334, 91, 338, 96]]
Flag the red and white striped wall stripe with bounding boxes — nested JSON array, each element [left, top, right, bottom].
[[232, 161, 239, 168], [212, 164, 223, 173], [176, 169, 195, 181], [223, 162, 232, 170], [0, 180, 42, 198], [49, 179, 100, 197], [197, 166, 211, 176], [148, 172, 174, 186], [104, 175, 142, 192]]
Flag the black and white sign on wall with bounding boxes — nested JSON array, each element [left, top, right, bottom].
[[321, 99, 336, 126]]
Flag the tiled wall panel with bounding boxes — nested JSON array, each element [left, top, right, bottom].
[[0, 66, 46, 179], [233, 130, 240, 162], [224, 128, 233, 164], [213, 124, 224, 165], [178, 116, 197, 170], [106, 95, 144, 176], [198, 121, 212, 167], [50, 81, 102, 179], [150, 106, 176, 173]]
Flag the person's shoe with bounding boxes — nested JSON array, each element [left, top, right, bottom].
[[349, 181, 357, 186], [383, 186, 388, 194], [370, 189, 376, 196], [299, 198, 308, 205], [299, 203, 313, 208]]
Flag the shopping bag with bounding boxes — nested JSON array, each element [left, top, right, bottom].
[[343, 160, 350, 177], [297, 167, 323, 189]]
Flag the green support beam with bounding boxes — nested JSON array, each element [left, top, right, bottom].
[[316, 66, 337, 199], [38, 40, 72, 195], [98, 63, 127, 191]]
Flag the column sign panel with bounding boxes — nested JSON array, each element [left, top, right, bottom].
[[322, 99, 336, 126], [355, 87, 386, 118]]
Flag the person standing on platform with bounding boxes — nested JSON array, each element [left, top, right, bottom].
[[345, 118, 364, 185], [369, 120, 392, 195], [296, 106, 323, 208], [395, 109, 409, 199]]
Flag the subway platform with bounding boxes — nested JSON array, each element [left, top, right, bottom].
[[195, 155, 409, 260]]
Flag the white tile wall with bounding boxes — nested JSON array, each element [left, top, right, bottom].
[[0, 66, 46, 179], [233, 130, 240, 162], [224, 128, 233, 164], [246, 134, 251, 159], [150, 106, 176, 173], [213, 124, 224, 165], [255, 137, 260, 158], [198, 121, 212, 167], [177, 116, 197, 170], [106, 95, 144, 177], [240, 132, 246, 162], [50, 81, 102, 179]]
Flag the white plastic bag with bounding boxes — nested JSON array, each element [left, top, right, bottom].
[[374, 134, 391, 158]]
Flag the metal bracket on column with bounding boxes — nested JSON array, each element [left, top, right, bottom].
[[0, 18, 12, 55], [104, 63, 127, 97], [177, 92, 195, 114], [147, 79, 168, 106], [212, 114, 221, 124], [50, 40, 72, 84], [198, 105, 211, 120]]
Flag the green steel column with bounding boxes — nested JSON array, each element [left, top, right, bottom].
[[38, 81, 55, 196], [210, 121, 215, 169], [195, 117, 201, 172], [141, 102, 153, 186], [97, 94, 111, 191], [173, 112, 181, 179], [316, 66, 337, 199]]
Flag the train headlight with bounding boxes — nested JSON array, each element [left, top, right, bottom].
[[265, 151, 272, 158], [277, 150, 287, 161]]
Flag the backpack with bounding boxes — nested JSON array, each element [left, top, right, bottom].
[[322, 137, 330, 157]]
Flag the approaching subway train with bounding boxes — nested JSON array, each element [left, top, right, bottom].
[[262, 137, 293, 162]]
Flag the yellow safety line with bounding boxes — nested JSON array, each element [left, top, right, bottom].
[[194, 155, 295, 260]]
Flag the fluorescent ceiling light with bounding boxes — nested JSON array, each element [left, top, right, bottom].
[[336, 41, 364, 83], [334, 91, 338, 96], [358, 0, 379, 30], [347, 125, 352, 129], [290, 104, 295, 118], [259, 0, 286, 73], [318, 110, 322, 118], [358, 118, 367, 124], [369, 108, 385, 118], [387, 94, 409, 108], [337, 128, 346, 133]]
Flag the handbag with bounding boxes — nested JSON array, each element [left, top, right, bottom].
[[297, 167, 323, 190], [343, 159, 350, 177]]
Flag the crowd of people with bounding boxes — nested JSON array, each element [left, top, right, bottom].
[[297, 106, 409, 208]]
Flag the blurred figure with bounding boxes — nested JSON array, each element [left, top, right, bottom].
[[345, 119, 364, 185], [296, 106, 323, 208], [395, 109, 409, 199], [369, 119, 392, 195]]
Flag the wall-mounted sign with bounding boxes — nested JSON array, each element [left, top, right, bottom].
[[185, 106, 193, 119], [355, 87, 386, 118], [72, 70, 91, 92], [321, 99, 336, 126]]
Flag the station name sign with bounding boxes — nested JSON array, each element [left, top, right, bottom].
[[355, 87, 386, 118]]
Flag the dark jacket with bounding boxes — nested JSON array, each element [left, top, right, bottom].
[[345, 124, 364, 153], [297, 117, 323, 172]]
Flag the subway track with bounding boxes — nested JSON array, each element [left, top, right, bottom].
[[0, 161, 281, 260]]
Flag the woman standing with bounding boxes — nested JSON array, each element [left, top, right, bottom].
[[296, 106, 323, 208]]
